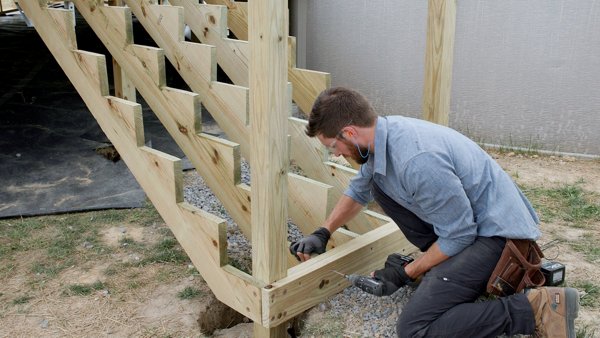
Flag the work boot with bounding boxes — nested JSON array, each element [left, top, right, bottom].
[[527, 287, 580, 338]]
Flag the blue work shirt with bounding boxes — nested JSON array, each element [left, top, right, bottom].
[[344, 116, 541, 257]]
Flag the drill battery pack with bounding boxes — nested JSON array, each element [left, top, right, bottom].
[[541, 261, 566, 286]]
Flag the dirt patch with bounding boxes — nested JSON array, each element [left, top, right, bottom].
[[99, 224, 161, 247], [136, 277, 207, 334], [493, 153, 600, 193], [59, 263, 110, 285]]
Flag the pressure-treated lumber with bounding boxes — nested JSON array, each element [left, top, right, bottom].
[[249, 0, 288, 283], [112, 58, 136, 101], [288, 36, 330, 115], [121, 0, 364, 237], [172, 0, 329, 115], [16, 0, 264, 321], [264, 222, 417, 327], [167, 0, 249, 87], [422, 0, 456, 126], [21, 1, 419, 334], [287, 174, 355, 248], [1, 0, 17, 14], [204, 0, 248, 41], [118, 0, 351, 259], [121, 0, 252, 155], [121, 0, 379, 235], [71, 0, 254, 235], [249, 0, 289, 335]]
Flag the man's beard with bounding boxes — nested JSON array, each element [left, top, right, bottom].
[[344, 139, 370, 164]]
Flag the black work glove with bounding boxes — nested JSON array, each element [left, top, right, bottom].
[[289, 227, 331, 260], [373, 254, 414, 296]]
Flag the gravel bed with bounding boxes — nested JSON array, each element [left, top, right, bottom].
[[183, 160, 304, 273], [182, 160, 412, 337], [308, 285, 415, 337]]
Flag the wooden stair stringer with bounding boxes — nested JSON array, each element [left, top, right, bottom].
[[171, 0, 330, 115], [114, 0, 378, 234], [41, 0, 322, 270], [159, 0, 249, 88], [119, 0, 252, 153], [16, 0, 263, 321], [138, 1, 373, 234], [75, 1, 339, 248], [69, 0, 255, 236]]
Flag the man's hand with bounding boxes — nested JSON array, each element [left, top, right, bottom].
[[372, 254, 414, 296], [289, 227, 331, 262]]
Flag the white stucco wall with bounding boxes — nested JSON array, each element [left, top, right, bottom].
[[299, 0, 600, 156]]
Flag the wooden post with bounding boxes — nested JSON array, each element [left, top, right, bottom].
[[422, 0, 456, 126], [249, 0, 289, 336]]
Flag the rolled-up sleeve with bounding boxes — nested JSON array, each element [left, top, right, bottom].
[[344, 163, 374, 206], [403, 152, 477, 257]]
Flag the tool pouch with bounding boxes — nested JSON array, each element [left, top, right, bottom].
[[486, 239, 546, 297]]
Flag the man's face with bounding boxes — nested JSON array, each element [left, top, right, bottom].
[[317, 134, 369, 164]]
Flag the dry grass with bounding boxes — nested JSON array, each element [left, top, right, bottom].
[[0, 202, 210, 337]]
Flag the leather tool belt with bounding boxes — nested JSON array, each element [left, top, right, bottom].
[[487, 239, 546, 296]]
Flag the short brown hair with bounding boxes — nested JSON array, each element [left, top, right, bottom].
[[306, 87, 377, 138]]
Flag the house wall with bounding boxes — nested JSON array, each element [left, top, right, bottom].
[[297, 0, 600, 156]]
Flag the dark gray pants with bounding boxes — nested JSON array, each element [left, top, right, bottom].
[[372, 183, 535, 338]]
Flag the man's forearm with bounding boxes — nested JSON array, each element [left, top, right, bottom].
[[323, 195, 364, 234], [404, 242, 450, 279]]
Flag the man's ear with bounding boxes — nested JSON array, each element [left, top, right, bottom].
[[342, 127, 355, 139]]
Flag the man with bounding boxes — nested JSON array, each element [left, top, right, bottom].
[[290, 87, 579, 337]]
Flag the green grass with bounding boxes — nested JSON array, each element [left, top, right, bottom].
[[522, 182, 600, 227], [0, 203, 166, 297], [127, 280, 144, 290], [177, 286, 203, 300], [119, 236, 136, 246], [577, 325, 598, 338], [88, 209, 128, 224], [128, 204, 162, 226], [66, 281, 106, 296], [141, 237, 188, 265], [67, 284, 94, 296], [118, 236, 147, 253], [31, 261, 73, 277], [0, 263, 16, 279], [571, 280, 600, 308], [570, 238, 600, 264], [104, 266, 118, 276], [0, 217, 45, 256], [12, 295, 33, 305]]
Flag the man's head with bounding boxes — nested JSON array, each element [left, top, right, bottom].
[[306, 87, 377, 138], [306, 87, 377, 163]]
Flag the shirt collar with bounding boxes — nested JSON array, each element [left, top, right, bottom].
[[373, 116, 387, 176]]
